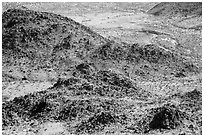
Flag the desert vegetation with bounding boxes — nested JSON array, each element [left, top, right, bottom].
[[2, 2, 202, 135]]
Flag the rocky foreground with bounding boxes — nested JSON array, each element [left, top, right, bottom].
[[2, 5, 202, 135]]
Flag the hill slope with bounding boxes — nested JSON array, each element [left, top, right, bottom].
[[147, 2, 202, 17], [2, 8, 110, 81], [2, 8, 202, 135]]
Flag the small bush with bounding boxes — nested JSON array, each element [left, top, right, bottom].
[[52, 77, 80, 88], [149, 105, 185, 129], [181, 89, 201, 102], [29, 98, 51, 118], [136, 104, 186, 133], [76, 112, 116, 134]]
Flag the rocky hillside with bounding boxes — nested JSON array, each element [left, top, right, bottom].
[[147, 2, 202, 18], [2, 9, 108, 76], [2, 8, 200, 82], [2, 8, 202, 135]]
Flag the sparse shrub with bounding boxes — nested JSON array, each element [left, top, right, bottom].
[[56, 99, 96, 121], [57, 104, 77, 121], [181, 89, 201, 102], [149, 104, 185, 129], [80, 82, 94, 91], [76, 112, 116, 134], [174, 71, 186, 78], [184, 63, 200, 73], [76, 63, 94, 75], [179, 89, 202, 112], [2, 103, 21, 128], [97, 42, 113, 60], [136, 104, 186, 133], [29, 98, 51, 118], [2, 91, 50, 127], [96, 70, 134, 88], [52, 77, 80, 88]]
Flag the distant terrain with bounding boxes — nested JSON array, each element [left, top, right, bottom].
[[148, 2, 202, 17], [2, 2, 202, 135]]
